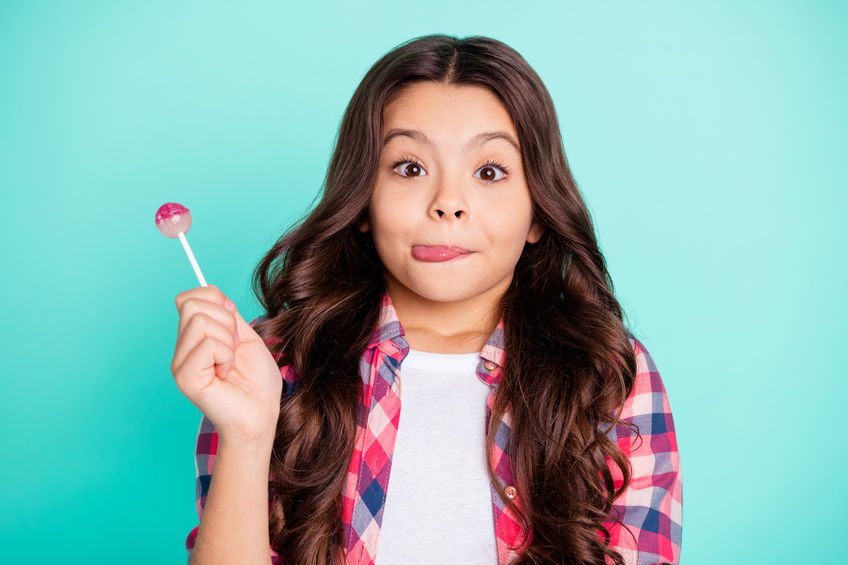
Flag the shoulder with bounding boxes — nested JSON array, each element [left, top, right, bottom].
[[608, 333, 676, 454], [627, 332, 663, 391], [621, 333, 673, 422]]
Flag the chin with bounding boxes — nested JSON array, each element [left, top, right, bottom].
[[404, 281, 487, 304]]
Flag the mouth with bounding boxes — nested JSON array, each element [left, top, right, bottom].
[[411, 245, 473, 262]]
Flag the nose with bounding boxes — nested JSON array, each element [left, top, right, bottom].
[[430, 175, 468, 222], [433, 205, 466, 220]]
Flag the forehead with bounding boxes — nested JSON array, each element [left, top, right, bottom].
[[382, 82, 518, 138]]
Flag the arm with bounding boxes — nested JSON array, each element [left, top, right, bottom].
[[603, 336, 683, 565], [184, 314, 287, 564], [186, 422, 277, 565]]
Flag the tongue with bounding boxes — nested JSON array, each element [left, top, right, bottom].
[[412, 246, 464, 261]]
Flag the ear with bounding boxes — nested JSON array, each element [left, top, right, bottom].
[[357, 217, 370, 233], [526, 219, 544, 244]]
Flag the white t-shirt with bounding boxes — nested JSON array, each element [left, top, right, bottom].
[[375, 348, 498, 565]]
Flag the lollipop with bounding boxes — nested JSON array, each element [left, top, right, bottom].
[[155, 202, 207, 286]]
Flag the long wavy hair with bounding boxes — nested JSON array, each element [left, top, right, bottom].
[[250, 34, 638, 565]]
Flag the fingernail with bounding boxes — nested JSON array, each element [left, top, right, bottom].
[[224, 298, 235, 312]]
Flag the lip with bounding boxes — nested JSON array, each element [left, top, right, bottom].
[[412, 245, 473, 262]]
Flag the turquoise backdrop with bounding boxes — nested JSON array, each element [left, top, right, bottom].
[[1, 1, 845, 563]]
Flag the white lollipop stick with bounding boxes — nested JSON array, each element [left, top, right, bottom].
[[155, 202, 209, 287], [178, 231, 207, 287]]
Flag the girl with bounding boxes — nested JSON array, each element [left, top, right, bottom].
[[171, 34, 681, 565]]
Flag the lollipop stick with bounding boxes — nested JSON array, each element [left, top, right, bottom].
[[177, 231, 208, 287]]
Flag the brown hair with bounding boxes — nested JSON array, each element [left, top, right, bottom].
[[251, 33, 638, 564]]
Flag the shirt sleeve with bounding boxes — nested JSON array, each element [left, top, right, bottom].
[[603, 335, 683, 565], [185, 315, 289, 564]]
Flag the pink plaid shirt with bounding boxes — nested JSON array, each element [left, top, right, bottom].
[[186, 292, 682, 564]]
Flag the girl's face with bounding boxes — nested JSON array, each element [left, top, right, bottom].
[[359, 81, 542, 308]]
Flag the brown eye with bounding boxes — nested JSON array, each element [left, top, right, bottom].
[[404, 162, 423, 177], [479, 166, 496, 181], [392, 157, 428, 179], [475, 161, 508, 182]]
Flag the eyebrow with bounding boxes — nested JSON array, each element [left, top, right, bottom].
[[383, 128, 521, 153]]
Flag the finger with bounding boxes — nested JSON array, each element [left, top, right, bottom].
[[172, 311, 238, 373], [172, 334, 235, 396], [177, 297, 238, 343], [174, 283, 230, 316], [175, 283, 221, 311]]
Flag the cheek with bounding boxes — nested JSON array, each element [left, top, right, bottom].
[[369, 190, 411, 241], [479, 193, 535, 241]]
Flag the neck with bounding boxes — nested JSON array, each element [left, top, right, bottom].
[[383, 270, 507, 354]]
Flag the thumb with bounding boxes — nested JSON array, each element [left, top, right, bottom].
[[232, 305, 261, 344]]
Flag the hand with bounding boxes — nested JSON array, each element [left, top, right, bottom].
[[170, 284, 283, 446]]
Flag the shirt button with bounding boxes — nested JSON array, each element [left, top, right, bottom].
[[504, 486, 517, 499], [484, 361, 497, 371]]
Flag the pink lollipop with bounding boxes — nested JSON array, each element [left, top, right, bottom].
[[155, 202, 207, 286]]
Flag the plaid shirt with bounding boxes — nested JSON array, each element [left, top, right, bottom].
[[186, 292, 682, 564]]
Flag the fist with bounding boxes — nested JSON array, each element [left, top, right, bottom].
[[170, 284, 282, 446]]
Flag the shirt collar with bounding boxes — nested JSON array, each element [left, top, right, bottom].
[[368, 291, 506, 369]]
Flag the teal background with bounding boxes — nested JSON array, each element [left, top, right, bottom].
[[1, 1, 845, 562]]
